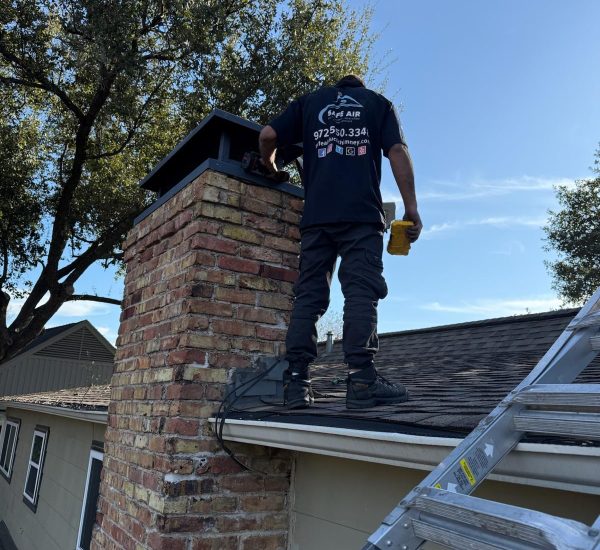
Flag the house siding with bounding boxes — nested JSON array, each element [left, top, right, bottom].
[[0, 356, 113, 397], [291, 452, 600, 550], [0, 408, 105, 550]]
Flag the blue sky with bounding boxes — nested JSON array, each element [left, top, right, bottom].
[[21, 0, 600, 344]]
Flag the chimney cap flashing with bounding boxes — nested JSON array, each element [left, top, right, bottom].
[[140, 108, 267, 194]]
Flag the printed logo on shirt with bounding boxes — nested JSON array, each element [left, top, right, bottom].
[[318, 147, 327, 158], [318, 92, 364, 124], [327, 143, 333, 153], [358, 145, 367, 155], [346, 147, 355, 156], [335, 145, 344, 155]]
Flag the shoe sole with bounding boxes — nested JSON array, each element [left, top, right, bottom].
[[346, 393, 409, 410]]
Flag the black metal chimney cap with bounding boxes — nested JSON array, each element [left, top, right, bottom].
[[139, 108, 302, 195]]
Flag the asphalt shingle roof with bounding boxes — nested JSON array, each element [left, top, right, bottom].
[[234, 309, 600, 439]]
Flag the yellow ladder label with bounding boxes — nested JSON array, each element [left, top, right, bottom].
[[460, 459, 476, 486]]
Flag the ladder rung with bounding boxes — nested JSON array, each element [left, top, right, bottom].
[[413, 519, 529, 550], [513, 410, 600, 439], [514, 384, 600, 407], [591, 335, 600, 351], [413, 487, 595, 549]]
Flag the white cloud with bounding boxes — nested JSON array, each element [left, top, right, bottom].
[[56, 300, 110, 317], [421, 216, 546, 239], [382, 175, 577, 204], [422, 296, 562, 317], [6, 290, 112, 323], [491, 240, 526, 256]]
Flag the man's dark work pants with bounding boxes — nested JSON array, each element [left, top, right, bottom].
[[285, 222, 388, 372]]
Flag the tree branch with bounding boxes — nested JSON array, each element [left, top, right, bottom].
[[86, 68, 173, 160], [66, 294, 121, 306], [0, 38, 85, 121]]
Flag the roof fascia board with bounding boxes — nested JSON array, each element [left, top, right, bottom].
[[4, 401, 107, 424], [215, 419, 600, 496]]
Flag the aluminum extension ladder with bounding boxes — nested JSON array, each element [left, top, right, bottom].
[[363, 286, 600, 550]]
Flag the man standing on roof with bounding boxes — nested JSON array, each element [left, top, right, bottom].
[[259, 74, 422, 410]]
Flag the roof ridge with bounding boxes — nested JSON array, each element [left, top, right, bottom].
[[378, 308, 579, 339]]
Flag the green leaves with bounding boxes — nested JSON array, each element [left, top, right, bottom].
[[0, 0, 376, 359], [544, 147, 600, 304]]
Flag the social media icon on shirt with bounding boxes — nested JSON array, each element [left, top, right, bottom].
[[346, 147, 355, 156], [318, 147, 327, 158], [335, 145, 344, 154], [358, 146, 367, 155]]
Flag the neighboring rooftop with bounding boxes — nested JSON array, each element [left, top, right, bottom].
[[0, 384, 110, 411], [231, 308, 600, 440], [0, 320, 115, 398]]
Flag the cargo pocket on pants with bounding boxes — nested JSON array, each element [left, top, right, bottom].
[[365, 250, 388, 300]]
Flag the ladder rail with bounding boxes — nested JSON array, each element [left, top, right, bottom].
[[365, 286, 600, 549]]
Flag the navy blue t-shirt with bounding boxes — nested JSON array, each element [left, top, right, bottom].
[[268, 77, 405, 229]]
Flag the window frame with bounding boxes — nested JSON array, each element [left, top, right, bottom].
[[0, 417, 21, 482], [76, 446, 104, 550], [22, 425, 49, 512]]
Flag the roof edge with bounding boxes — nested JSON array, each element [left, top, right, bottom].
[[1, 401, 108, 424], [215, 418, 600, 496]]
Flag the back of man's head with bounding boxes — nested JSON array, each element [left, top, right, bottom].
[[335, 74, 366, 87]]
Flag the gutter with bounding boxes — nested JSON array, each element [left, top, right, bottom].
[[1, 401, 107, 424], [215, 418, 600, 496]]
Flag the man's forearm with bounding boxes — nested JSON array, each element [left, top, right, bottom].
[[259, 125, 278, 172], [388, 143, 417, 212]]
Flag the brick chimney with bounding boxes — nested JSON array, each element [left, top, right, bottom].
[[92, 111, 303, 550]]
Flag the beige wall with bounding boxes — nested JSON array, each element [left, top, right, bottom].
[[0, 408, 105, 550], [291, 452, 600, 550]]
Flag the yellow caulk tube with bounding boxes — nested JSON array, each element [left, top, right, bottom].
[[387, 220, 414, 256]]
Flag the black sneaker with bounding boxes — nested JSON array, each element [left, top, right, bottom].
[[283, 371, 314, 409], [346, 370, 409, 409]]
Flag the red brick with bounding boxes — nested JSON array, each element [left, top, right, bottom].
[[167, 349, 207, 365], [242, 534, 286, 550], [164, 418, 200, 436], [212, 319, 255, 337], [192, 234, 238, 254], [215, 287, 256, 305], [147, 533, 187, 550], [192, 537, 239, 550], [259, 264, 298, 283], [160, 515, 215, 533], [236, 306, 278, 324], [166, 383, 205, 400], [256, 326, 287, 341], [217, 256, 261, 274]]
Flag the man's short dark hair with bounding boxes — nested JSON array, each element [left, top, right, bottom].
[[335, 74, 366, 87]]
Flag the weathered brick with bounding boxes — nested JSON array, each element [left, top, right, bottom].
[[192, 234, 238, 254], [242, 534, 286, 550], [259, 264, 298, 283], [221, 224, 263, 245], [217, 256, 261, 274], [236, 306, 278, 324], [238, 275, 279, 292], [212, 319, 255, 337], [215, 287, 256, 305], [96, 168, 298, 550], [201, 203, 242, 224]]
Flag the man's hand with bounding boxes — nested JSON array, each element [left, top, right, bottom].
[[259, 125, 278, 174], [403, 208, 423, 242], [260, 154, 278, 174]]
